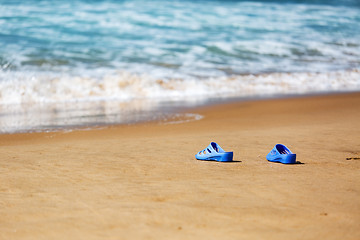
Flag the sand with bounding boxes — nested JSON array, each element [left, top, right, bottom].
[[0, 92, 360, 240]]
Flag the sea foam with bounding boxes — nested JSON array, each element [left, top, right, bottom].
[[0, 69, 359, 107]]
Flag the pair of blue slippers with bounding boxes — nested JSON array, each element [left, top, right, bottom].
[[195, 142, 296, 164]]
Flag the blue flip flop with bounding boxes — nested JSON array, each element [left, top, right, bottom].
[[266, 144, 296, 164], [195, 142, 233, 162]]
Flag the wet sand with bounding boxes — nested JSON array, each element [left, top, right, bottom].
[[0, 92, 359, 240]]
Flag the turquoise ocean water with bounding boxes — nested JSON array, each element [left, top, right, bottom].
[[0, 0, 360, 132]]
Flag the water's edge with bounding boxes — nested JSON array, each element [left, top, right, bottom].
[[1, 90, 358, 135]]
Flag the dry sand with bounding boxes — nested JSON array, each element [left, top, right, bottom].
[[0, 92, 359, 240]]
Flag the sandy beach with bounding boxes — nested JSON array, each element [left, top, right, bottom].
[[0, 92, 359, 240]]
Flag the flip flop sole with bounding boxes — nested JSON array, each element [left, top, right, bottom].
[[267, 154, 296, 164], [196, 152, 233, 162]]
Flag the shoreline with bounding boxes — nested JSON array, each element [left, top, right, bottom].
[[1, 92, 360, 239], [1, 68, 359, 134], [1, 89, 359, 135]]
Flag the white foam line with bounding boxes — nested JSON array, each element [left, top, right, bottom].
[[0, 69, 359, 107]]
